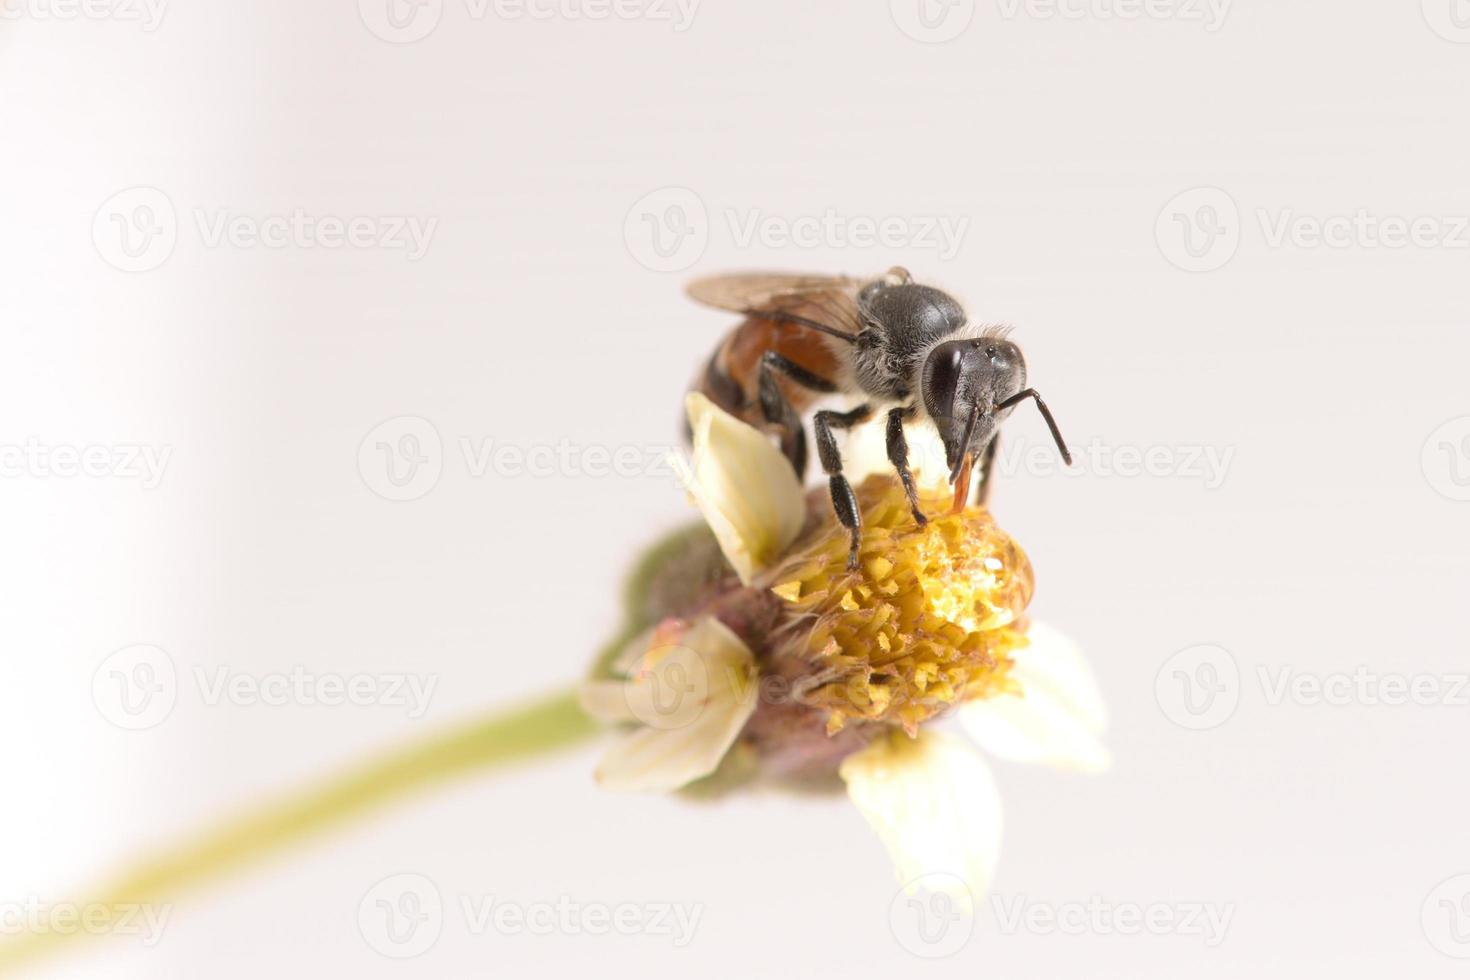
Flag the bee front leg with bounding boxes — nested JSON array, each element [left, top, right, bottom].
[[885, 406, 928, 527], [814, 404, 873, 572], [758, 351, 837, 480]]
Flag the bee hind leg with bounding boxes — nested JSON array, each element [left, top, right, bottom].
[[758, 351, 837, 480], [814, 404, 874, 572]]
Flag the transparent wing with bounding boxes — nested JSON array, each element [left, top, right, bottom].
[[685, 271, 866, 313], [685, 270, 883, 338]]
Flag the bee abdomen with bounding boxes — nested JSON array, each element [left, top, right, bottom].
[[700, 344, 750, 417], [686, 316, 844, 439]]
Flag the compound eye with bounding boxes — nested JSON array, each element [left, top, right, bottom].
[[926, 343, 966, 418]]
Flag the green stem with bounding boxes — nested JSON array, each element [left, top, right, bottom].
[[0, 688, 599, 974]]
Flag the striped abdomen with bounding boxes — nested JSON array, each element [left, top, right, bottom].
[[689, 315, 845, 434]]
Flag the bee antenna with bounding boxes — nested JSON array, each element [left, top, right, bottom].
[[995, 388, 1074, 466]]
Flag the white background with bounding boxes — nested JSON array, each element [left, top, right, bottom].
[[3, 1, 1470, 976]]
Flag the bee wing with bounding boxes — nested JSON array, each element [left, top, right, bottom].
[[685, 270, 880, 338], [685, 271, 865, 312]]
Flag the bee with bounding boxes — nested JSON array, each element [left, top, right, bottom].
[[686, 267, 1073, 569]]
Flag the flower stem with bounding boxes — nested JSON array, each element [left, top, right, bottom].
[[0, 688, 599, 974]]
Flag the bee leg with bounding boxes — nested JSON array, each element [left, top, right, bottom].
[[885, 406, 928, 527], [758, 351, 838, 479], [974, 435, 1000, 509], [814, 404, 874, 572]]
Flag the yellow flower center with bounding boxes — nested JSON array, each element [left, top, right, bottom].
[[767, 476, 1033, 737]]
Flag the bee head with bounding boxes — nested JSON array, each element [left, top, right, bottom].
[[921, 335, 1027, 482]]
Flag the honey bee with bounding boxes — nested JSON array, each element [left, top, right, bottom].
[[686, 267, 1073, 569]]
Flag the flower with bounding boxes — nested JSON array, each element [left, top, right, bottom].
[[581, 393, 1109, 906], [580, 617, 759, 793]]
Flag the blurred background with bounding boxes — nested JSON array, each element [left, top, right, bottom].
[[2, 1, 1469, 976]]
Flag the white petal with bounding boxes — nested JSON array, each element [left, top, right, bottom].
[[593, 617, 759, 793], [668, 393, 804, 585], [577, 626, 662, 723], [609, 626, 657, 676], [577, 680, 637, 724], [839, 730, 1002, 908], [958, 621, 1111, 773]]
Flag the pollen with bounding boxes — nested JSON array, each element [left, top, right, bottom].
[[767, 476, 1034, 737]]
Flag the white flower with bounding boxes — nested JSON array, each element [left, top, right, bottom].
[[839, 730, 1002, 913], [840, 623, 1109, 904], [667, 392, 805, 585], [588, 396, 1110, 905], [580, 617, 758, 793], [957, 621, 1111, 774]]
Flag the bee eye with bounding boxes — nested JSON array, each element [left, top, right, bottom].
[[985, 346, 998, 358], [925, 342, 967, 418]]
